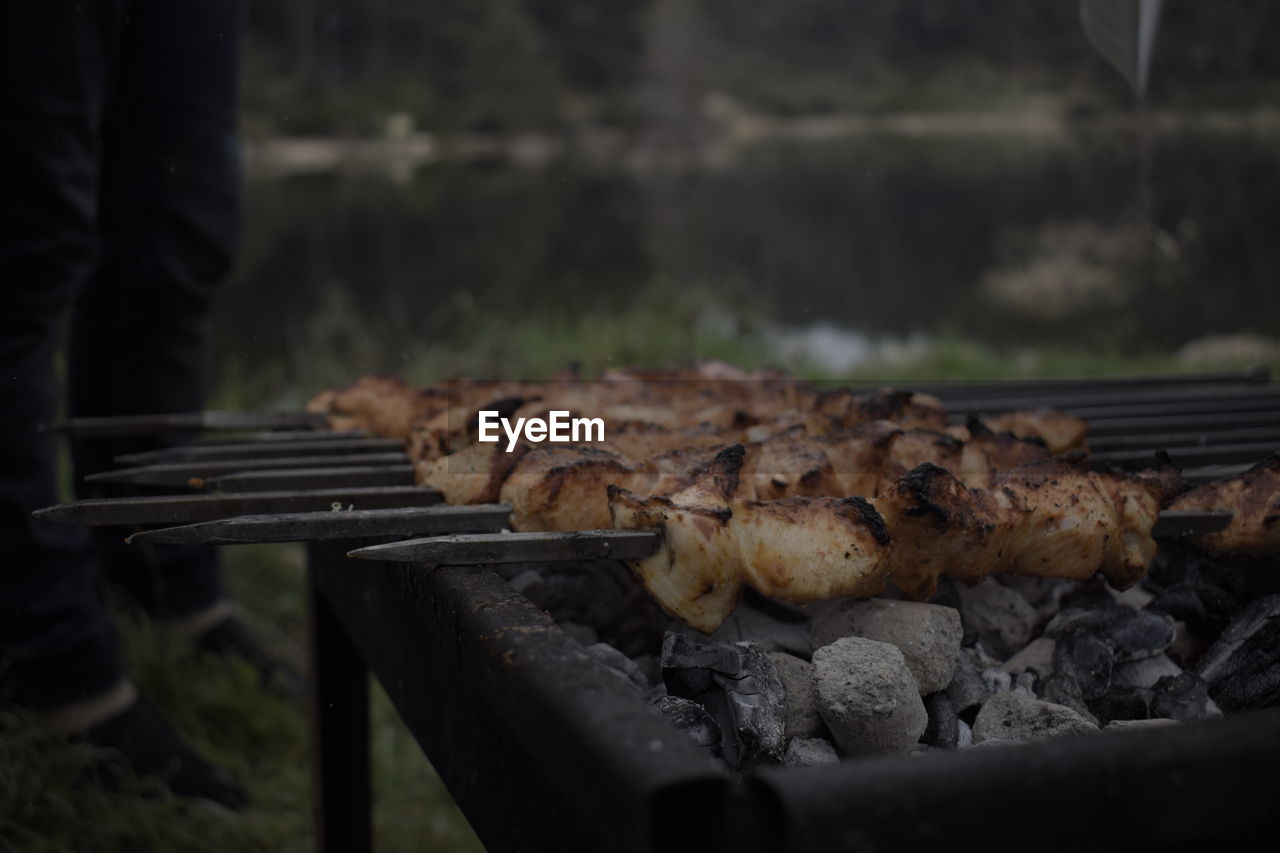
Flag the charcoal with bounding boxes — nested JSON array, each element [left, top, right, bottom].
[[652, 695, 722, 755], [660, 633, 786, 768], [599, 586, 677, 658], [1046, 606, 1175, 662], [783, 737, 840, 767], [1147, 583, 1247, 640], [1054, 633, 1113, 700], [971, 691, 1098, 743], [712, 593, 812, 659], [585, 642, 650, 691], [811, 598, 962, 694], [945, 650, 990, 717], [1013, 672, 1037, 696], [956, 718, 973, 748], [981, 667, 1012, 696], [1197, 594, 1280, 711], [1150, 672, 1222, 721], [921, 692, 959, 749], [812, 636, 928, 756], [1108, 580, 1154, 609], [1145, 543, 1253, 602], [1088, 685, 1150, 725], [1039, 673, 1099, 726], [507, 569, 545, 600], [998, 576, 1066, 607], [1105, 718, 1179, 731], [1001, 637, 1056, 679], [768, 652, 824, 739], [1113, 654, 1182, 689], [956, 580, 1037, 658], [1055, 578, 1116, 611], [559, 621, 598, 647]]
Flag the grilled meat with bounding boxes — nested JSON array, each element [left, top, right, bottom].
[[1169, 455, 1280, 556], [978, 408, 1089, 454], [876, 457, 1165, 599], [607, 447, 747, 632]]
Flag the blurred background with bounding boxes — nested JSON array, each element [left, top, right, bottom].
[[10, 4, 1277, 852], [218, 0, 1280, 410]]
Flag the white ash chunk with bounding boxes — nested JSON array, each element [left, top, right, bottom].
[[972, 690, 1099, 744], [810, 598, 962, 695], [813, 636, 928, 756], [768, 652, 824, 739], [783, 737, 840, 767], [957, 580, 1038, 658], [1001, 637, 1057, 679]]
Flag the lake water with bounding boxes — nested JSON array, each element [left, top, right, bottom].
[[213, 128, 1280, 406]]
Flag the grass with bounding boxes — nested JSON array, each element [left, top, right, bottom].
[[1, 543, 483, 853]]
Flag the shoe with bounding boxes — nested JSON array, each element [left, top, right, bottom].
[[194, 616, 305, 699], [82, 697, 248, 810]]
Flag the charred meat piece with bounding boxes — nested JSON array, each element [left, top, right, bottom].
[[979, 407, 1089, 453], [732, 496, 889, 603], [1170, 455, 1280, 557], [607, 447, 748, 632]]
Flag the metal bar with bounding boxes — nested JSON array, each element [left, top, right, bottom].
[[116, 437, 404, 465], [1086, 410, 1280, 437], [1087, 425, 1280, 451], [1183, 463, 1254, 485], [1150, 510, 1234, 538], [947, 386, 1279, 415], [312, 555, 728, 853], [307, 542, 372, 853], [914, 369, 1270, 400], [1070, 396, 1280, 420], [126, 505, 512, 546], [32, 485, 442, 526], [1091, 442, 1278, 469], [86, 453, 409, 486], [754, 711, 1280, 853], [348, 529, 661, 565], [46, 410, 330, 436], [192, 429, 367, 445], [210, 465, 416, 492]]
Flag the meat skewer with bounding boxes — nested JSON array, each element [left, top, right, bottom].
[[1167, 454, 1280, 557]]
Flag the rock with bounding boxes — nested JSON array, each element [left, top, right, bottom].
[[981, 668, 1012, 695], [956, 718, 973, 748], [586, 642, 650, 691], [921, 692, 959, 748], [1089, 685, 1150, 725], [768, 652, 824, 739], [1001, 637, 1056, 679], [560, 621, 599, 647], [783, 737, 840, 767], [1150, 672, 1223, 722], [1054, 633, 1114, 700], [1105, 718, 1179, 731], [957, 580, 1037, 658], [811, 598, 962, 694], [812, 636, 928, 756], [652, 695, 722, 754], [945, 650, 990, 716], [660, 633, 786, 768], [1113, 654, 1182, 689], [1196, 594, 1280, 712], [711, 593, 813, 659], [1046, 606, 1176, 663], [972, 691, 1099, 744], [1038, 673, 1099, 726]]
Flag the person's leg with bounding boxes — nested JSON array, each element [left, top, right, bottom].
[[0, 0, 124, 713], [68, 0, 246, 622]]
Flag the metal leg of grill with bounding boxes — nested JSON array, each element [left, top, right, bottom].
[[307, 541, 372, 853]]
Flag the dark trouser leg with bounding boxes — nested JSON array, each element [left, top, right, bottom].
[[0, 2, 124, 710], [69, 0, 245, 620]]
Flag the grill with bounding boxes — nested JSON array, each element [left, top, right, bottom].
[[36, 371, 1280, 852]]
